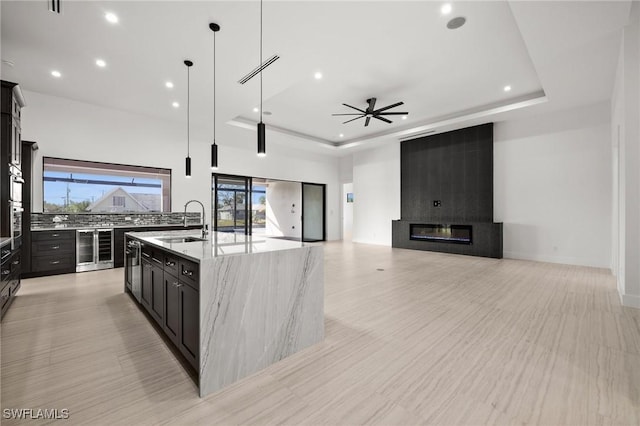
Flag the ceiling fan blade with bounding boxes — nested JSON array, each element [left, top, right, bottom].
[[342, 103, 366, 113], [343, 115, 365, 124], [366, 97, 377, 114], [332, 113, 364, 116], [365, 116, 371, 127], [373, 115, 393, 124], [374, 101, 404, 113], [377, 112, 409, 115]]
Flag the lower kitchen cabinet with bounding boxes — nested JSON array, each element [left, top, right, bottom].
[[163, 270, 198, 368], [180, 282, 199, 366], [1, 246, 21, 320], [27, 230, 76, 277], [129, 238, 199, 370], [141, 258, 164, 327]]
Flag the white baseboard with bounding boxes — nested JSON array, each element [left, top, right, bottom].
[[503, 251, 609, 269], [621, 292, 640, 309]]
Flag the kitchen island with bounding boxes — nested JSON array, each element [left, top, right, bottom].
[[125, 230, 324, 397]]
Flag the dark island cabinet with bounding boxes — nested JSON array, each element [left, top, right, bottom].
[[131, 238, 199, 370]]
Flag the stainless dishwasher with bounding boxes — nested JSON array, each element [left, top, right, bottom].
[[76, 229, 114, 272]]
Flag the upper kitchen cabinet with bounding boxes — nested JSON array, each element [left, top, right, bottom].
[[1, 80, 25, 168]]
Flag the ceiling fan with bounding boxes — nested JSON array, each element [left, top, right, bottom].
[[332, 97, 408, 127]]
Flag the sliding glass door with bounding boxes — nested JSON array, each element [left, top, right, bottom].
[[213, 174, 326, 242], [212, 175, 251, 234], [302, 183, 325, 242]]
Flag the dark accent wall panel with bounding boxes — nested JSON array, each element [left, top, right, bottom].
[[401, 123, 494, 222]]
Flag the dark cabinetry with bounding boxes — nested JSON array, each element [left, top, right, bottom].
[[1, 245, 21, 319], [129, 237, 199, 370], [1, 80, 25, 319], [30, 230, 76, 274]]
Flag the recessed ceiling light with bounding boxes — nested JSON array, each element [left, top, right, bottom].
[[165, 81, 174, 89], [314, 72, 323, 80], [339, 133, 344, 138], [503, 85, 512, 92], [105, 12, 119, 24], [402, 115, 408, 120], [441, 3, 452, 15], [51, 70, 61, 78], [95, 59, 106, 68], [253, 107, 259, 113], [172, 102, 180, 108]]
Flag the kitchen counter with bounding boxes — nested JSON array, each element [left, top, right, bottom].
[[127, 229, 312, 262], [125, 230, 324, 396]]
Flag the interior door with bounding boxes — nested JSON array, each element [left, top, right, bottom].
[[213, 174, 251, 235], [302, 183, 325, 242]]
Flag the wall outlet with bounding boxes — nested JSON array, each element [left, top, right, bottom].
[[433, 200, 441, 207]]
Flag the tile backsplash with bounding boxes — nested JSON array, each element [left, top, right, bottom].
[[31, 212, 202, 230]]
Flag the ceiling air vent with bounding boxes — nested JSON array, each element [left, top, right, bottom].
[[48, 0, 62, 14], [238, 54, 280, 85]]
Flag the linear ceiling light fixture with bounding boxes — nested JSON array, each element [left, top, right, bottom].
[[257, 0, 266, 157], [238, 54, 279, 85], [184, 59, 193, 177], [210, 23, 220, 170]]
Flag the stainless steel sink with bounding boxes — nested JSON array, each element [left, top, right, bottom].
[[155, 236, 207, 243]]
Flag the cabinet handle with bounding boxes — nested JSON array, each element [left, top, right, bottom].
[[11, 260, 19, 265], [173, 282, 182, 288], [51, 245, 60, 250], [182, 269, 193, 277], [1, 270, 9, 275], [142, 253, 150, 259], [50, 260, 60, 265], [52, 234, 59, 237], [165, 261, 175, 267]]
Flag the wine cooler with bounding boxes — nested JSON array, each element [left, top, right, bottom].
[[76, 229, 114, 272]]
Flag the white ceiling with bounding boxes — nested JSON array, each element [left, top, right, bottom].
[[0, 1, 632, 154]]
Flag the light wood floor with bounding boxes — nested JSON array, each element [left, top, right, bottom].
[[2, 242, 639, 425]]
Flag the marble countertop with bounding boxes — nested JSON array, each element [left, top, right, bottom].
[[126, 230, 312, 262], [32, 224, 202, 231]]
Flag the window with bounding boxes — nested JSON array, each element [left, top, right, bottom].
[[43, 157, 171, 213], [112, 196, 125, 207]]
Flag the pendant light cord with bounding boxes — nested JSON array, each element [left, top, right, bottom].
[[187, 65, 190, 157], [213, 30, 216, 144], [260, 0, 263, 122]]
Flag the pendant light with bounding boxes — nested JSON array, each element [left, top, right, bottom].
[[210, 23, 220, 170], [184, 59, 194, 177], [257, 0, 266, 157]]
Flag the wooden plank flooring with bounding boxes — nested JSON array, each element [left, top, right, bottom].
[[1, 242, 639, 425]]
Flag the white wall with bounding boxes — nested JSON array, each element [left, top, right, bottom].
[[494, 102, 612, 268], [342, 183, 353, 241], [20, 90, 342, 240], [348, 103, 612, 268], [352, 143, 401, 245], [265, 181, 301, 238], [611, 3, 640, 308]]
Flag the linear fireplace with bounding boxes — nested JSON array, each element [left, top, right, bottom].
[[409, 224, 472, 245]]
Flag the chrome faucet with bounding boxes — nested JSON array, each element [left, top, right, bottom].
[[184, 200, 208, 239]]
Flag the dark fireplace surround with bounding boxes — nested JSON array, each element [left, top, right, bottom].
[[392, 123, 503, 259]]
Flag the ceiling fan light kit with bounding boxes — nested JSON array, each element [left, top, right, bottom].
[[332, 97, 408, 127]]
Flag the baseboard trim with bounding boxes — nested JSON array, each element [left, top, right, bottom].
[[621, 292, 640, 309], [503, 250, 609, 269]]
